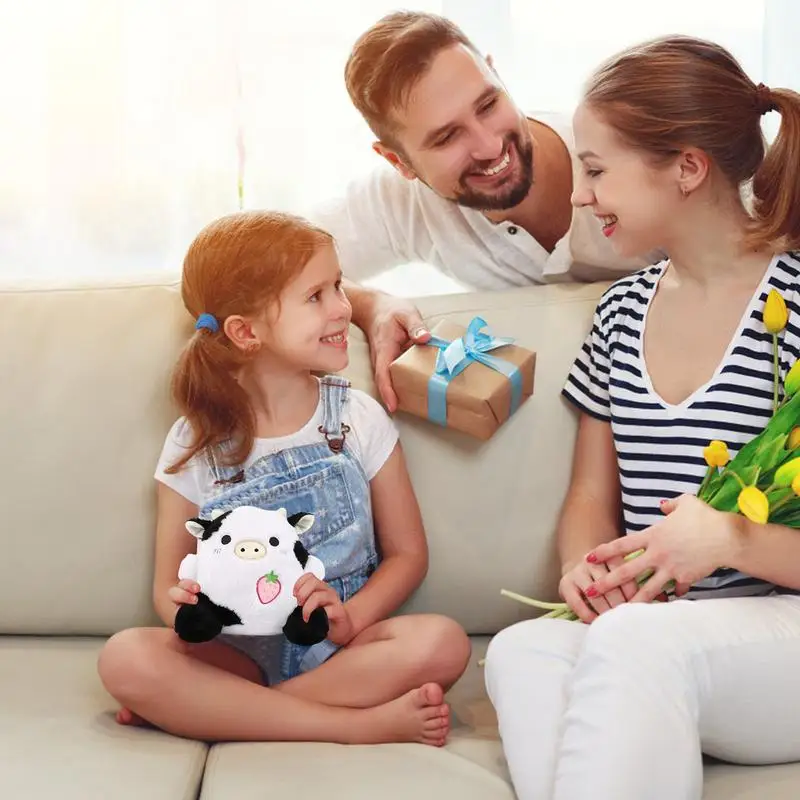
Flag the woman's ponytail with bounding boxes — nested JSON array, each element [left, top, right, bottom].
[[747, 86, 800, 252]]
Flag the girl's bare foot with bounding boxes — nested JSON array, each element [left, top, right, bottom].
[[115, 707, 149, 727], [361, 683, 451, 746]]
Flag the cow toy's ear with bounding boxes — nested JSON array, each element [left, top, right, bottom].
[[288, 513, 314, 536], [276, 507, 288, 518], [185, 519, 208, 540]]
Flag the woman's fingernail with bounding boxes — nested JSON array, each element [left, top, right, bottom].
[[412, 327, 429, 338], [659, 499, 668, 506], [586, 553, 598, 563], [585, 586, 598, 598]]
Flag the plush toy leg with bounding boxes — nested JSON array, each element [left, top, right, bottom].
[[283, 606, 329, 646], [174, 592, 242, 644]]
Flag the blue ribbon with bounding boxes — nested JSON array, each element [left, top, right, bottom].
[[425, 316, 523, 426]]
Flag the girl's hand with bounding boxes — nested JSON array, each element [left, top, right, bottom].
[[584, 494, 737, 602], [167, 579, 200, 607], [293, 574, 355, 646], [559, 554, 638, 624]]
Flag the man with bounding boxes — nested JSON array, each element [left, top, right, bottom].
[[308, 11, 655, 409]]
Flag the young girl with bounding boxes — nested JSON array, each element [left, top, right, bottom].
[[484, 36, 800, 800], [98, 211, 470, 745]]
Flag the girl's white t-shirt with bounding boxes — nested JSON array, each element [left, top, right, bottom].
[[154, 384, 399, 508]]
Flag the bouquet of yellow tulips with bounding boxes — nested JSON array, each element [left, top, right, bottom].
[[503, 288, 800, 622]]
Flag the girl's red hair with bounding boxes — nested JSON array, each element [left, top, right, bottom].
[[166, 211, 333, 474]]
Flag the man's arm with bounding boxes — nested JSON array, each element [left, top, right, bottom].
[[344, 279, 430, 412]]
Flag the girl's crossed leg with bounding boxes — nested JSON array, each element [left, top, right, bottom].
[[98, 612, 470, 745], [485, 595, 800, 800]]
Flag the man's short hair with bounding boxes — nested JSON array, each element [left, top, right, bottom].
[[344, 11, 477, 148]]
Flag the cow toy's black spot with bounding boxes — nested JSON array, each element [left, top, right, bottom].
[[269, 536, 280, 547], [221, 535, 231, 545], [294, 540, 310, 568]]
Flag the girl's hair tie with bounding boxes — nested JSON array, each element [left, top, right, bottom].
[[195, 312, 220, 333]]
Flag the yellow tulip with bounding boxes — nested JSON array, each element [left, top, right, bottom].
[[785, 362, 800, 398], [788, 427, 800, 450], [737, 486, 769, 524], [793, 473, 800, 496], [703, 440, 730, 467], [775, 456, 800, 487], [764, 289, 789, 334]]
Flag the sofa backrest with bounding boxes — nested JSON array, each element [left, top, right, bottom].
[[0, 276, 606, 636]]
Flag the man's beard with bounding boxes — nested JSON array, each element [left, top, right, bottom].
[[452, 130, 534, 211]]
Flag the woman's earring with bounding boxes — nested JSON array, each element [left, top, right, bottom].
[[680, 185, 690, 198], [246, 341, 261, 354]]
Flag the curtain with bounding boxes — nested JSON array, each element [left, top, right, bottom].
[[0, 0, 781, 293]]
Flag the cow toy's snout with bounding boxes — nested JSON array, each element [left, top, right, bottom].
[[233, 540, 266, 560]]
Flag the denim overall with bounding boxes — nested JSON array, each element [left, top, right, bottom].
[[201, 376, 378, 685]]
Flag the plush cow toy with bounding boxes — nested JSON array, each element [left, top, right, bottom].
[[174, 505, 329, 646]]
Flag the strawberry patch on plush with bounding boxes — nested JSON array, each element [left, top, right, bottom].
[[174, 505, 329, 646]]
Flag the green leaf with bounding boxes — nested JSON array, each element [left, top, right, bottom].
[[714, 392, 800, 487], [767, 496, 800, 526], [753, 433, 790, 475], [705, 465, 761, 511]]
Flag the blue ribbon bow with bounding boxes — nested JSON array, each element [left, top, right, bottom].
[[425, 316, 523, 426]]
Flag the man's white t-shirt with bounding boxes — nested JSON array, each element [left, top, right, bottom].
[[306, 113, 658, 291], [155, 384, 399, 508]]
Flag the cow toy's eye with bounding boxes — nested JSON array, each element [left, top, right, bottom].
[[220, 535, 231, 545], [269, 536, 279, 547]]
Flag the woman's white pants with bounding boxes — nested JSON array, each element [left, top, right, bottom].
[[484, 596, 800, 800]]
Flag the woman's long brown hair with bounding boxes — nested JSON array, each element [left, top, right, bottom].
[[582, 35, 800, 252]]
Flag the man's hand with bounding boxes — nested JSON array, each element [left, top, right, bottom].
[[347, 282, 430, 411]]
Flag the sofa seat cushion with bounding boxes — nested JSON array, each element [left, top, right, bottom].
[[3, 635, 800, 800], [201, 636, 800, 800], [0, 636, 207, 800]]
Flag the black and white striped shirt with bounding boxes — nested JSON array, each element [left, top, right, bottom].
[[562, 252, 800, 598]]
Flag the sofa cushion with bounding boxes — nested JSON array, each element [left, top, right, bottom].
[[0, 636, 207, 800], [0, 278, 187, 635], [198, 635, 800, 800], [0, 277, 607, 637], [199, 636, 514, 800]]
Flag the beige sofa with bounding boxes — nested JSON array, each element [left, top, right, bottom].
[[2, 274, 800, 800]]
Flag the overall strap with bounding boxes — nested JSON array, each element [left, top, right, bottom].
[[318, 375, 350, 452], [206, 441, 244, 486]]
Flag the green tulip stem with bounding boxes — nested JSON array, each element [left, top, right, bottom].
[[727, 470, 748, 490], [499, 589, 565, 610], [697, 465, 716, 497], [774, 333, 780, 415]]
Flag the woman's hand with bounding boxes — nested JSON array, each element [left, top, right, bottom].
[[293, 574, 355, 646], [584, 494, 737, 602], [167, 579, 200, 608], [559, 554, 638, 623]]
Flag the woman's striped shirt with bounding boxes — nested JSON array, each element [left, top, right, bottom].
[[562, 252, 800, 598]]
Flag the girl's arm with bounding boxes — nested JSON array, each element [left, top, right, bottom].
[[342, 442, 428, 636], [558, 413, 624, 573], [152, 482, 200, 626]]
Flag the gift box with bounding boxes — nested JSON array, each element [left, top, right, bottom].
[[389, 316, 536, 441]]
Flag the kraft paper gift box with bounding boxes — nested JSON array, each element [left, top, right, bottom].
[[388, 316, 536, 441]]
